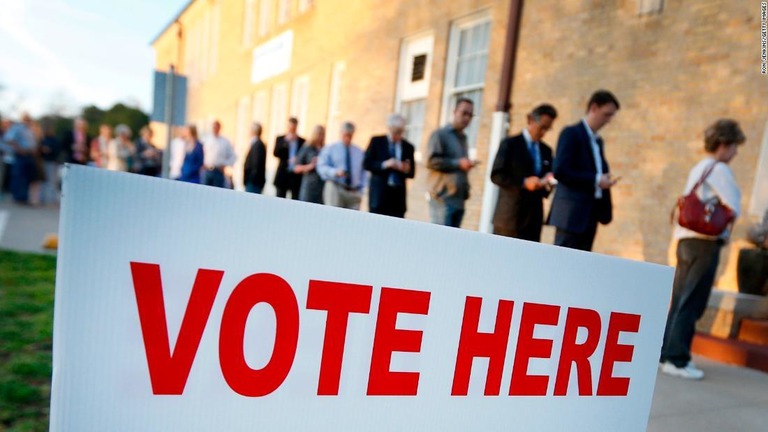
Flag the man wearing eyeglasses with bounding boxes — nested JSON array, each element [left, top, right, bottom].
[[426, 97, 479, 228]]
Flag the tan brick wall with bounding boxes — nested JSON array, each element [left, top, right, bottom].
[[507, 0, 766, 289], [153, 0, 766, 290]]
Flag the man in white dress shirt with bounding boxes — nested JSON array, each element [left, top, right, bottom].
[[203, 120, 236, 188]]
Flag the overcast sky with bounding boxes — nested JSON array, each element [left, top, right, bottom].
[[0, 0, 189, 118]]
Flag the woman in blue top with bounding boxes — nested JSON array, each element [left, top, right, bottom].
[[178, 125, 204, 184]]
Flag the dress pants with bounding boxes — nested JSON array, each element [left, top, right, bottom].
[[660, 238, 722, 367]]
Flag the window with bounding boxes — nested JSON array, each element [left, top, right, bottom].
[[298, 0, 313, 13], [252, 90, 268, 124], [638, 0, 664, 14], [442, 13, 491, 158], [234, 96, 252, 189], [278, 0, 291, 25], [401, 99, 426, 152], [327, 62, 345, 141], [749, 121, 768, 217], [184, 23, 197, 84], [210, 1, 221, 76], [259, 0, 273, 37], [242, 0, 256, 46], [396, 33, 434, 155], [290, 75, 310, 136], [270, 83, 288, 145], [200, 12, 210, 80]]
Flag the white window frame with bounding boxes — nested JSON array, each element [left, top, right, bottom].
[[234, 96, 252, 190], [242, 0, 256, 47], [252, 90, 268, 124], [210, 1, 221, 76], [269, 83, 288, 146], [395, 32, 434, 109], [290, 75, 310, 136], [277, 0, 291, 25], [259, 0, 273, 37], [440, 11, 491, 159], [749, 121, 768, 217], [200, 11, 211, 81], [327, 62, 346, 142], [184, 22, 197, 84], [396, 32, 434, 160], [298, 0, 313, 13]]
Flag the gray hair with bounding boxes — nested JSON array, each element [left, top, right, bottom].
[[387, 114, 406, 130], [115, 124, 132, 138], [251, 122, 263, 134], [340, 121, 355, 134]]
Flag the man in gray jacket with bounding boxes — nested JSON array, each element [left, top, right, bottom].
[[426, 98, 478, 228]]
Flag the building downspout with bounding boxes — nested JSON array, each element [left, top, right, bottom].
[[478, 0, 525, 233]]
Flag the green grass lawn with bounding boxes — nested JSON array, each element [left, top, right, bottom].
[[0, 250, 56, 432]]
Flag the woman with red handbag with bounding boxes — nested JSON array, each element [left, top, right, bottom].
[[660, 119, 746, 380]]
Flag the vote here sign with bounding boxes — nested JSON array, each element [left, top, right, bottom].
[[50, 165, 673, 431]]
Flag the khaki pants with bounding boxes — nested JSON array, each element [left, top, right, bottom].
[[323, 181, 362, 210]]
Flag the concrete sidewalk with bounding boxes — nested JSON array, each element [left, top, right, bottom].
[[648, 356, 768, 431], [1, 196, 767, 430], [0, 195, 59, 255]]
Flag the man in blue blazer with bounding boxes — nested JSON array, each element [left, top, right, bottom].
[[548, 90, 621, 251], [363, 114, 415, 218]]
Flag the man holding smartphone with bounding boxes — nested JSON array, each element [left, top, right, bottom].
[[548, 90, 621, 251], [426, 97, 479, 228], [491, 104, 558, 242]]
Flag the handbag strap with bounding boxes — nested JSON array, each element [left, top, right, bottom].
[[690, 161, 719, 194]]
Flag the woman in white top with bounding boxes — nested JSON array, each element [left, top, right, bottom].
[[660, 119, 746, 380], [107, 124, 136, 172]]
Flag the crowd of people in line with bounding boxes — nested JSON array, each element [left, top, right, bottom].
[[0, 114, 163, 205], [0, 89, 752, 381]]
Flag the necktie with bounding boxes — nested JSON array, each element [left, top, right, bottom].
[[388, 141, 401, 187], [530, 141, 541, 176], [345, 145, 352, 187]]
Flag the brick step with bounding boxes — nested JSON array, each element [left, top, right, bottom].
[[737, 318, 768, 346], [692, 332, 768, 374]]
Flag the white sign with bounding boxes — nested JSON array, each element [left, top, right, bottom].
[[51, 166, 673, 431], [251, 31, 293, 84]]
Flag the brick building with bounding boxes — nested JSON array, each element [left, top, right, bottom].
[[152, 0, 767, 290]]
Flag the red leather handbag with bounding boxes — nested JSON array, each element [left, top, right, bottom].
[[675, 162, 735, 236]]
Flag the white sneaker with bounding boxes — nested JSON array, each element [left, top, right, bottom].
[[660, 361, 704, 380]]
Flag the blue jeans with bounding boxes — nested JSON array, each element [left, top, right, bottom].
[[10, 156, 35, 203], [429, 199, 465, 228], [204, 169, 225, 188], [245, 183, 263, 194]]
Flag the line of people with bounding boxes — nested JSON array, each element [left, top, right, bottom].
[[0, 114, 163, 205], [237, 115, 416, 218], [485, 89, 747, 381]]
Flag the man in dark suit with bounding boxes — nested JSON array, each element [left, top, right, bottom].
[[363, 114, 415, 218], [273, 117, 305, 199], [243, 122, 267, 194], [548, 90, 621, 251], [491, 104, 558, 241], [60, 117, 91, 165]]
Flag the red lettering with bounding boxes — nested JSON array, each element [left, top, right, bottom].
[[554, 307, 602, 396], [306, 280, 373, 395], [367, 288, 431, 396], [219, 273, 300, 397], [509, 303, 560, 396], [596, 312, 640, 396], [451, 297, 514, 396], [130, 262, 223, 395]]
